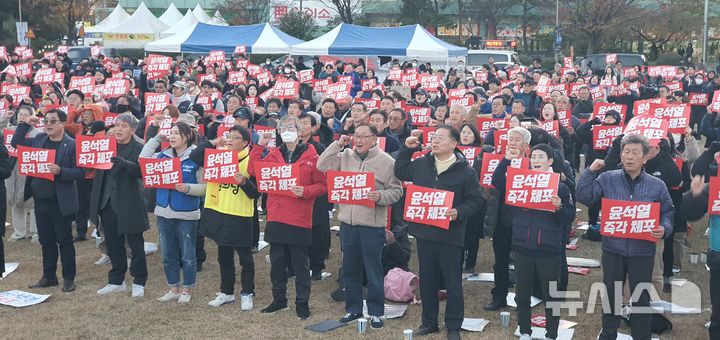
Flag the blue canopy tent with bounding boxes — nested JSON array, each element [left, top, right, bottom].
[[289, 23, 467, 59], [145, 22, 304, 54]]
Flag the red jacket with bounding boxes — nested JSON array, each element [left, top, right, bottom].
[[249, 143, 326, 229]]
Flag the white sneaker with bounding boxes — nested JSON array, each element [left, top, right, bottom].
[[132, 284, 144, 298], [240, 293, 253, 311], [178, 292, 192, 304], [208, 292, 235, 307], [520, 334, 532, 340], [95, 254, 110, 266], [97, 283, 127, 296], [30, 234, 39, 243], [157, 291, 182, 302], [9, 233, 26, 241]]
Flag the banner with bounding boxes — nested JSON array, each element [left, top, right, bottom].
[[313, 78, 330, 92], [418, 74, 441, 91], [600, 198, 659, 243], [689, 93, 709, 106], [146, 54, 173, 80], [203, 149, 238, 184], [234, 45, 246, 54], [17, 145, 56, 181], [254, 162, 299, 197], [139, 157, 181, 189], [709, 176, 720, 215], [623, 116, 669, 146], [144, 92, 170, 114], [633, 98, 664, 116], [4, 85, 30, 104], [69, 76, 95, 94], [403, 184, 454, 229], [592, 125, 623, 150], [505, 168, 560, 212], [479, 154, 529, 189], [711, 90, 720, 112], [76, 134, 116, 170], [3, 129, 15, 157], [273, 80, 300, 99], [326, 82, 351, 101], [407, 106, 432, 126], [353, 98, 380, 110], [254, 125, 277, 148], [476, 118, 506, 138], [297, 69, 314, 83], [34, 68, 56, 84], [206, 50, 225, 65], [103, 112, 118, 127], [457, 146, 481, 167], [648, 103, 690, 134], [361, 78, 377, 92], [326, 170, 375, 207], [591, 102, 627, 122]]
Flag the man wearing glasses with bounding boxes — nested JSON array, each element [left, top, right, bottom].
[[317, 123, 403, 330], [11, 109, 85, 293], [395, 125, 483, 340]]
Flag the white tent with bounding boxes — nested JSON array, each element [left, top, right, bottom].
[[158, 2, 183, 27], [102, 2, 169, 48], [161, 9, 199, 38], [86, 4, 130, 33], [192, 4, 212, 23], [208, 10, 228, 26], [146, 22, 201, 53]]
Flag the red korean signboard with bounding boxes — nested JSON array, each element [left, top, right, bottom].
[[326, 170, 376, 207], [689, 93, 709, 106], [504, 168, 560, 212], [648, 103, 690, 134], [457, 146, 481, 167], [592, 125, 623, 150], [326, 82, 351, 101], [203, 149, 238, 184], [144, 92, 170, 114], [601, 198, 659, 243], [254, 162, 300, 197], [273, 80, 300, 99], [17, 145, 56, 181], [3, 129, 15, 157], [76, 134, 116, 170], [708, 176, 720, 215], [479, 154, 528, 188], [146, 54, 173, 80], [403, 184, 454, 230], [407, 106, 432, 126], [102, 78, 129, 98], [34, 68, 56, 84], [139, 157, 181, 189], [361, 78, 377, 92], [623, 115, 669, 146], [69, 76, 96, 94]]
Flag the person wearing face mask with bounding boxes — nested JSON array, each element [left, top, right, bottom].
[[685, 74, 708, 132], [317, 123, 403, 330], [170, 81, 192, 113], [249, 115, 327, 320], [492, 143, 575, 340]]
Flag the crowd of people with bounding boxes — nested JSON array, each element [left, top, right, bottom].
[[0, 46, 720, 340]]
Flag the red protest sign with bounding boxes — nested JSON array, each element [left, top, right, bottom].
[[139, 157, 181, 189], [563, 56, 574, 68], [387, 68, 402, 80], [313, 78, 330, 92], [605, 54, 617, 64], [69, 76, 96, 94], [254, 125, 277, 148], [403, 184, 454, 229], [102, 58, 121, 73], [547, 83, 568, 96], [418, 74, 441, 91], [3, 129, 15, 157], [4, 85, 30, 104], [273, 80, 300, 99], [76, 134, 116, 169], [689, 93, 709, 106], [591, 103, 627, 122], [540, 120, 559, 137], [34, 68, 56, 84], [474, 70, 489, 83], [494, 128, 509, 154], [457, 146, 481, 167], [90, 45, 102, 57], [665, 80, 683, 92], [634, 98, 664, 116], [400, 72, 417, 87], [13, 62, 31, 78], [476, 117, 506, 138], [623, 115, 668, 146], [407, 106, 432, 126], [353, 97, 380, 110], [337, 75, 352, 84], [712, 90, 720, 112], [234, 45, 246, 54], [601, 198, 659, 243], [448, 96, 474, 109], [254, 162, 300, 197], [103, 112, 118, 126], [298, 69, 314, 83], [448, 88, 466, 99], [326, 171, 376, 207], [146, 54, 173, 80], [206, 50, 225, 65], [592, 125, 623, 150], [326, 82, 351, 101], [648, 103, 690, 134], [144, 92, 170, 114], [203, 149, 238, 184], [648, 65, 677, 79], [411, 150, 430, 161], [102, 78, 129, 98], [17, 145, 56, 181], [479, 154, 529, 188], [57, 45, 68, 54], [246, 96, 258, 111], [708, 177, 720, 215], [361, 78, 377, 92], [198, 73, 216, 83], [505, 168, 560, 212]]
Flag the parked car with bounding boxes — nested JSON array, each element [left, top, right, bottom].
[[464, 49, 520, 70], [580, 53, 648, 76]]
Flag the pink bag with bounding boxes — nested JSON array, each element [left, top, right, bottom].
[[384, 267, 419, 303]]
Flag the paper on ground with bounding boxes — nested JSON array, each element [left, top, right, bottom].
[[576, 208, 581, 212], [576, 224, 590, 231], [568, 238, 579, 246], [321, 272, 332, 280], [461, 318, 489, 332], [1, 263, 18, 279], [566, 257, 600, 268], [514, 326, 574, 340], [613, 333, 659, 340], [0, 290, 51, 307], [330, 225, 340, 232], [507, 292, 542, 308], [362, 300, 407, 319], [671, 278, 688, 286], [144, 242, 158, 255], [650, 300, 701, 314], [466, 273, 494, 282], [257, 241, 269, 251]]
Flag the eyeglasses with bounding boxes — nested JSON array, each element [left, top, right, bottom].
[[278, 125, 297, 132], [354, 134, 376, 140], [432, 135, 455, 143], [43, 119, 61, 125]]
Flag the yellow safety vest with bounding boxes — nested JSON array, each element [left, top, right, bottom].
[[204, 148, 254, 217]]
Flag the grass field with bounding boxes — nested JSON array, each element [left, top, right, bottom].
[[0, 205, 713, 340]]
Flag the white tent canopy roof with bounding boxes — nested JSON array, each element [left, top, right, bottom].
[[103, 2, 169, 34], [208, 10, 228, 26], [161, 9, 199, 37], [86, 4, 130, 33], [158, 2, 183, 26], [146, 22, 201, 53], [192, 4, 211, 23]]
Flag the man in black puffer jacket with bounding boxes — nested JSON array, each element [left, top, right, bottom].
[[395, 124, 483, 340]]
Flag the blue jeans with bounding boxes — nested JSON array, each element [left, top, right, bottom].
[[157, 216, 197, 288], [340, 223, 386, 316]]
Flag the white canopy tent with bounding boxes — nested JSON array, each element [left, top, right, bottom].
[[208, 10, 228, 26], [146, 22, 201, 53], [84, 4, 130, 45], [158, 2, 183, 27], [102, 2, 169, 48], [192, 4, 212, 23], [161, 9, 199, 38]]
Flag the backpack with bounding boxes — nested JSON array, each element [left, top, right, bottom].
[[384, 268, 419, 303]]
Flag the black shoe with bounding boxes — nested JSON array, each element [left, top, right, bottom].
[[73, 235, 87, 242], [29, 278, 59, 289], [447, 330, 461, 340], [296, 303, 310, 320], [483, 299, 507, 311], [330, 288, 346, 302], [415, 325, 440, 336], [339, 312, 363, 323], [370, 316, 384, 329], [260, 300, 289, 314], [311, 270, 322, 281], [196, 261, 203, 273], [62, 279, 76, 292]]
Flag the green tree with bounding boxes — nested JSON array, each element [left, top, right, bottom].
[[218, 0, 276, 25], [462, 0, 516, 39], [276, 10, 317, 41], [400, 0, 435, 27]]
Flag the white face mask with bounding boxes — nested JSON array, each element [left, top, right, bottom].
[[672, 133, 681, 145], [695, 78, 704, 85], [280, 130, 298, 143], [284, 68, 291, 73]]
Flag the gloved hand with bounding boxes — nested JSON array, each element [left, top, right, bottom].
[[110, 156, 129, 170], [710, 141, 720, 154]]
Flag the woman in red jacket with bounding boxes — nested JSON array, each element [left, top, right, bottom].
[[248, 115, 326, 320]]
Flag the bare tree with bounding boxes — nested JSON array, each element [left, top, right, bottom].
[[559, 0, 647, 54], [218, 0, 277, 25], [462, 0, 515, 39], [277, 11, 318, 41], [628, 0, 703, 54], [318, 0, 377, 24]]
